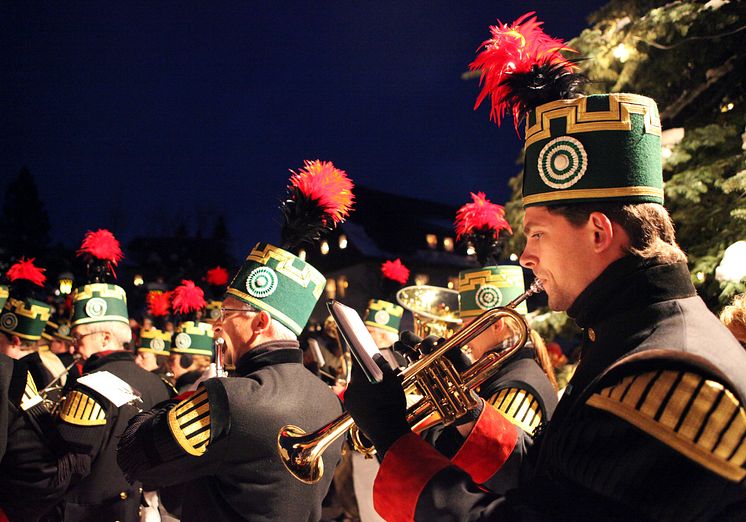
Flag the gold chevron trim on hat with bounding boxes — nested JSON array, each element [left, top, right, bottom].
[[368, 300, 403, 317], [73, 283, 128, 302], [177, 321, 213, 337], [247, 244, 325, 299], [3, 297, 52, 321], [458, 269, 519, 293], [0, 287, 8, 299], [59, 390, 107, 426], [522, 186, 665, 207], [224, 289, 303, 334], [587, 369, 746, 482], [488, 387, 543, 434], [525, 93, 662, 148], [168, 387, 212, 456]]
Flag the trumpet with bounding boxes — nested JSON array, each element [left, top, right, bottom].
[[277, 279, 543, 484]]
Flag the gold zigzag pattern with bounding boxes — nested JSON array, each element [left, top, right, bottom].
[[246, 244, 325, 299], [73, 283, 128, 302], [525, 93, 662, 148]]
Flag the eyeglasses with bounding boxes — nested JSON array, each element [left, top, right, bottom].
[[219, 307, 254, 322], [71, 331, 101, 345]]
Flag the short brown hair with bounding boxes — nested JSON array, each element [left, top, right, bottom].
[[547, 202, 687, 264], [720, 294, 746, 343]]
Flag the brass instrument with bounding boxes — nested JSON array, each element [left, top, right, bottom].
[[277, 279, 543, 484], [396, 285, 461, 340], [39, 354, 82, 412]]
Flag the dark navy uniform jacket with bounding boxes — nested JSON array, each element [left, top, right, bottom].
[[372, 258, 746, 521], [56, 350, 171, 521], [117, 340, 344, 522]]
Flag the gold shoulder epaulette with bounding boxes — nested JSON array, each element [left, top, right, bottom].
[[488, 387, 543, 434], [59, 389, 107, 426], [587, 369, 746, 482], [20, 371, 40, 410], [167, 387, 212, 456]]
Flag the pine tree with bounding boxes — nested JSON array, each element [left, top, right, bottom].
[[1, 167, 52, 259]]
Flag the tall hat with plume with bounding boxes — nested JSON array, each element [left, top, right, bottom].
[[0, 258, 53, 341], [71, 229, 129, 327], [171, 280, 213, 357], [226, 159, 354, 335], [136, 328, 172, 356], [471, 12, 663, 208], [363, 259, 409, 334], [455, 194, 527, 317], [203, 266, 230, 323]]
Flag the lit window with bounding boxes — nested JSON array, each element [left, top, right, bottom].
[[133, 275, 144, 286], [443, 237, 454, 252], [415, 274, 429, 286], [425, 234, 437, 249], [59, 278, 73, 295], [320, 240, 330, 255], [447, 277, 458, 290], [298, 248, 307, 261], [338, 234, 348, 249], [466, 245, 476, 256], [509, 253, 518, 262], [337, 275, 348, 297], [325, 278, 336, 299]]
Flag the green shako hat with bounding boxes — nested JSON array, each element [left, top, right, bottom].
[[363, 259, 410, 334], [470, 13, 663, 209], [203, 267, 229, 324], [0, 259, 52, 341], [137, 328, 172, 355], [171, 280, 213, 356], [459, 265, 527, 318], [227, 160, 355, 336], [364, 299, 404, 334], [42, 318, 73, 342], [72, 229, 129, 327], [453, 193, 526, 317], [0, 285, 8, 310]]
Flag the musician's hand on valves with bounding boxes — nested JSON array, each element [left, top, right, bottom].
[[343, 358, 410, 457]]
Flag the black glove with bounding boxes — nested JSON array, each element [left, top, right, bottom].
[[343, 358, 410, 457]]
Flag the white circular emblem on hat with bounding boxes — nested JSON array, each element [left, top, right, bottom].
[[475, 285, 503, 310], [85, 298, 108, 318], [537, 136, 588, 189], [374, 310, 391, 325], [1, 313, 18, 331], [246, 267, 278, 299], [175, 332, 192, 349], [150, 338, 165, 352]]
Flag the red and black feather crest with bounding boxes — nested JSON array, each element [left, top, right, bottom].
[[280, 160, 355, 250], [172, 280, 205, 316], [7, 258, 46, 287], [77, 229, 124, 282], [470, 12, 586, 132], [455, 192, 512, 266]]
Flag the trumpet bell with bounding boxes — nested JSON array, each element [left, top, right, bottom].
[[396, 285, 462, 338]]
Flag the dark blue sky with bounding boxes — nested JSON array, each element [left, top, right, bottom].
[[2, 1, 607, 258]]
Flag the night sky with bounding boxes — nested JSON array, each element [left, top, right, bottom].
[[2, 1, 608, 259]]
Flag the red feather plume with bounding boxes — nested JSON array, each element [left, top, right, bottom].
[[205, 266, 229, 287], [381, 259, 410, 286], [7, 258, 46, 287], [147, 291, 171, 317], [470, 12, 576, 129], [171, 280, 206, 315], [455, 192, 512, 239], [289, 160, 355, 224], [77, 229, 124, 264]]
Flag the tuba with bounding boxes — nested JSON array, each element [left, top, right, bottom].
[[277, 279, 543, 484], [396, 285, 461, 340]]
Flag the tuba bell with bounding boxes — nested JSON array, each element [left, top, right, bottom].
[[396, 285, 462, 340], [277, 279, 543, 484]]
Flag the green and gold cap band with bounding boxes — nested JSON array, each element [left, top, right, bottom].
[[459, 265, 527, 318], [138, 328, 172, 355], [0, 297, 53, 341], [363, 299, 404, 334], [71, 283, 129, 327], [523, 93, 663, 208], [0, 285, 8, 310], [225, 243, 325, 336], [204, 300, 222, 323], [171, 321, 213, 357]]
